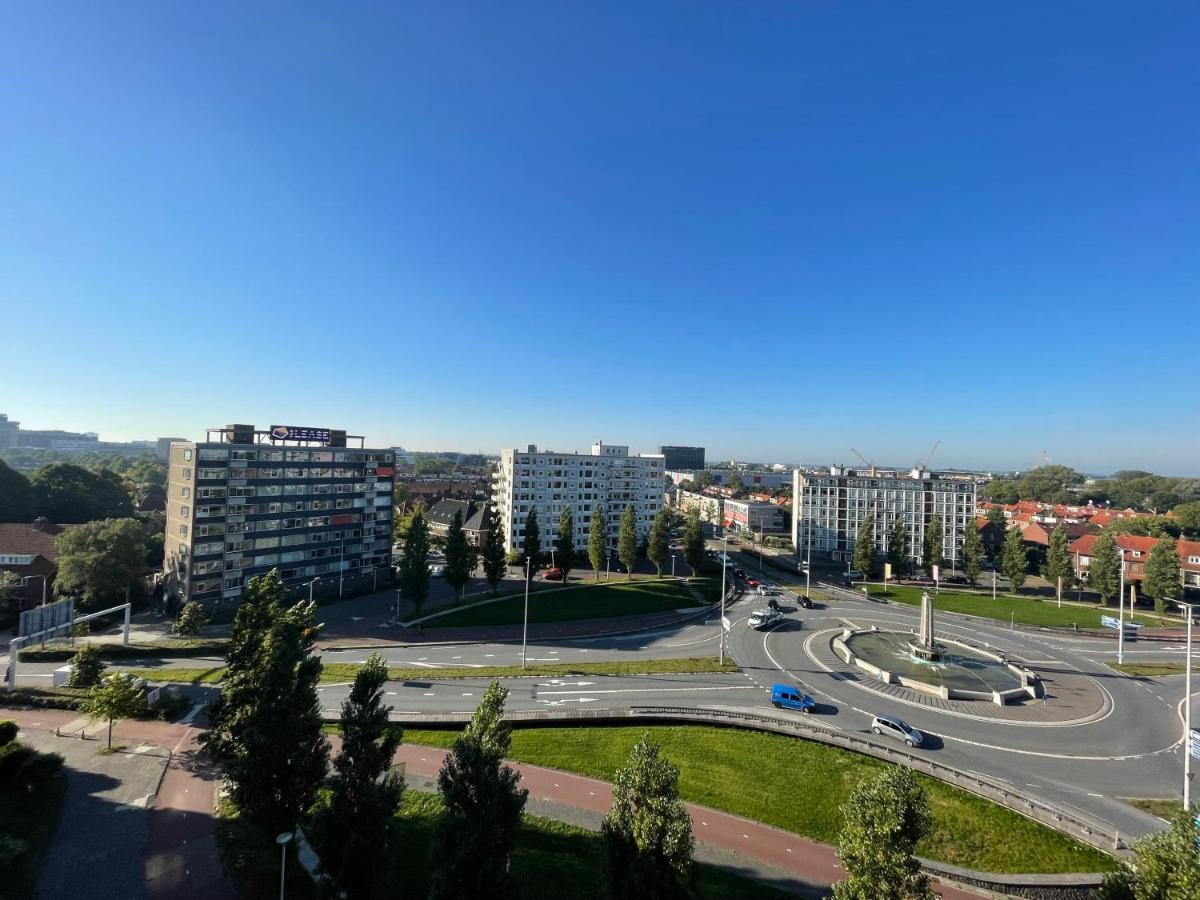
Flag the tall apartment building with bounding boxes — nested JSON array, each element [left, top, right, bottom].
[[493, 441, 664, 555], [163, 424, 395, 610], [792, 465, 978, 569], [658, 445, 705, 470]]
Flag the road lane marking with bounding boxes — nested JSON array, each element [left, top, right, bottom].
[[536, 686, 757, 696]]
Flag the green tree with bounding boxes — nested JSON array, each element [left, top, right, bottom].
[[853, 514, 876, 577], [1172, 500, 1200, 538], [53, 517, 146, 609], [589, 502, 608, 580], [683, 508, 705, 576], [0, 571, 21, 618], [1001, 526, 1028, 593], [1045, 526, 1074, 596], [1142, 537, 1181, 614], [886, 518, 910, 578], [618, 504, 638, 579], [962, 520, 983, 585], [0, 460, 35, 523], [322, 653, 403, 899], [693, 471, 714, 490], [444, 510, 471, 601], [1100, 803, 1200, 899], [429, 681, 528, 900], [172, 600, 209, 637], [555, 506, 575, 580], [1089, 531, 1123, 606], [201, 570, 328, 834], [29, 463, 133, 523], [397, 508, 431, 618], [522, 509, 541, 579], [833, 768, 934, 900], [647, 508, 670, 577], [602, 733, 694, 900], [480, 507, 508, 595], [726, 473, 744, 495], [84, 672, 147, 750], [67, 643, 105, 688], [922, 515, 943, 577]]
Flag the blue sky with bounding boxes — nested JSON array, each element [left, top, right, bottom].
[[2, 3, 1197, 474]]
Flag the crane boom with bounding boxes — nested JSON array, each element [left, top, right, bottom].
[[850, 448, 874, 468], [916, 440, 940, 470]]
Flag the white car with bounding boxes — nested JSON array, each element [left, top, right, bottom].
[[428, 564, 445, 577], [748, 609, 782, 630]]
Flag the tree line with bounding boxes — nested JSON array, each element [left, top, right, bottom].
[[983, 465, 1200, 522]]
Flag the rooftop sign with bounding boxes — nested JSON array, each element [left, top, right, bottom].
[[269, 425, 331, 444]]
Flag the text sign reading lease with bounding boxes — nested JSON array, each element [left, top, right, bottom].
[[269, 425, 331, 443]]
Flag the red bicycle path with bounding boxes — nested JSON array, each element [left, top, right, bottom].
[[5, 706, 985, 899]]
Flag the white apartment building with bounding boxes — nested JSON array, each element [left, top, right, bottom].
[[493, 442, 664, 555], [792, 465, 978, 570]]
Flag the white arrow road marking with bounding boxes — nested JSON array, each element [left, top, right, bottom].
[[537, 697, 599, 705], [537, 680, 596, 687]]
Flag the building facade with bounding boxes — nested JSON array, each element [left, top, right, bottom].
[[658, 445, 705, 470], [793, 466, 978, 569], [162, 424, 394, 611], [666, 468, 788, 490], [1070, 533, 1200, 594], [493, 441, 664, 555], [677, 489, 723, 524], [723, 498, 787, 534]]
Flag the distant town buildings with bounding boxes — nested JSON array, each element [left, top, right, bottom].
[[162, 424, 394, 611], [492, 441, 664, 556], [794, 465, 979, 568], [665, 468, 788, 490], [658, 445, 705, 471], [0, 412, 166, 456]]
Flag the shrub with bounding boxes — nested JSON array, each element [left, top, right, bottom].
[[67, 644, 104, 688], [172, 601, 209, 637], [14, 751, 63, 793], [0, 721, 17, 747], [0, 742, 35, 778], [0, 834, 30, 871]]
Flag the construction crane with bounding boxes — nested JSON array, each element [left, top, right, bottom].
[[850, 448, 877, 475], [1030, 450, 1051, 472], [915, 441, 940, 471]]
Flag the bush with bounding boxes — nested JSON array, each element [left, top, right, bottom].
[[0, 689, 86, 712], [14, 752, 63, 793], [19, 638, 231, 663], [172, 601, 209, 637], [0, 721, 17, 747], [0, 834, 30, 871], [67, 644, 104, 688], [0, 743, 35, 779]]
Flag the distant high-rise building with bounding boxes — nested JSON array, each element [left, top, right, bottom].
[[0, 415, 19, 449], [658, 445, 705, 470], [157, 437, 187, 461]]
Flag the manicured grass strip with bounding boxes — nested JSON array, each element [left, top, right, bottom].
[[867, 585, 1157, 630], [426, 579, 710, 629], [18, 638, 231, 662], [125, 666, 227, 684], [1108, 662, 1187, 678], [402, 725, 1114, 874], [320, 656, 739, 684], [1123, 798, 1182, 820]]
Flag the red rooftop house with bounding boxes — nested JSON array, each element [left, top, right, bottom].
[[1069, 533, 1200, 597], [0, 519, 66, 612]]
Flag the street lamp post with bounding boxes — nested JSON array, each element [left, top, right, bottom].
[[307, 577, 319, 605], [1118, 549, 1127, 665], [276, 831, 294, 900], [521, 557, 531, 669], [394, 588, 402, 625], [719, 531, 729, 664], [671, 553, 676, 577], [804, 505, 812, 599], [338, 539, 346, 598], [1177, 600, 1195, 809]]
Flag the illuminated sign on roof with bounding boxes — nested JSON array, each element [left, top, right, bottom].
[[269, 425, 331, 444]]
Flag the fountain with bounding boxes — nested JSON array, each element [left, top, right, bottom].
[[908, 592, 944, 662]]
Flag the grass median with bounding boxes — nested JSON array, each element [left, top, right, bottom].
[[401, 724, 1114, 874], [425, 579, 711, 629], [1107, 662, 1186, 677]]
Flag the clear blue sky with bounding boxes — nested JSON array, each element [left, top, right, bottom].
[[2, 3, 1197, 474]]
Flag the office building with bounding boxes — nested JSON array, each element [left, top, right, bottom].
[[724, 498, 787, 534], [659, 445, 705, 471], [162, 423, 395, 611], [157, 437, 187, 461], [493, 441, 664, 555], [793, 465, 978, 569]]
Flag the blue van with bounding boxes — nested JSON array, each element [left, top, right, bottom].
[[771, 684, 815, 713]]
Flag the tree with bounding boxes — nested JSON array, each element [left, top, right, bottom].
[[647, 508, 670, 577], [444, 510, 471, 601], [522, 509, 541, 578], [693, 471, 714, 490], [201, 570, 328, 834], [1100, 802, 1200, 899], [397, 508, 431, 619], [726, 473, 745, 495], [1045, 526, 1074, 596], [322, 653, 403, 899], [833, 768, 934, 900], [589, 502, 608, 580], [84, 672, 147, 750], [54, 517, 147, 608], [603, 733, 694, 900], [429, 682, 528, 900], [29, 463, 133, 523], [1001, 526, 1027, 593], [1173, 500, 1200, 538], [67, 643, 105, 688], [853, 514, 876, 577], [480, 507, 508, 595], [683, 508, 705, 576], [0, 460, 35, 523], [172, 600, 209, 637], [618, 504, 638, 579], [1142, 537, 1181, 614], [886, 519, 910, 578], [922, 515, 943, 577], [962, 520, 983, 586], [1089, 531, 1123, 606], [555, 507, 575, 580], [0, 571, 21, 618]]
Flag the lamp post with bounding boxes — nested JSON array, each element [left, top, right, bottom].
[[804, 503, 812, 600], [1177, 600, 1195, 810], [20, 574, 47, 608], [671, 553, 676, 577], [521, 556, 530, 670], [394, 588, 402, 626], [1118, 548, 1127, 665], [338, 538, 346, 598], [719, 530, 729, 664], [276, 831, 294, 900], [307, 577, 319, 605]]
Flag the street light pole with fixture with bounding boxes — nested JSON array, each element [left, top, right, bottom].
[[1177, 599, 1196, 810]]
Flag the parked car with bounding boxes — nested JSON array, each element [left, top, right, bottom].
[[745, 577, 760, 587], [870, 713, 924, 748], [847, 570, 864, 581], [756, 585, 774, 596], [748, 609, 782, 630], [543, 567, 564, 581], [771, 683, 815, 713]]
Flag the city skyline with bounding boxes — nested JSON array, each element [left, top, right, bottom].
[[3, 4, 1198, 474]]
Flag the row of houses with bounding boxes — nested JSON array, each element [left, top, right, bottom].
[[1070, 533, 1200, 593], [674, 489, 788, 535]]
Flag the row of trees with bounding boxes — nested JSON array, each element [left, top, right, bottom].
[[0, 459, 165, 524], [852, 514, 954, 580]]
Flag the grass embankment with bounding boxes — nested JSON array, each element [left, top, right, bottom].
[[426, 579, 712, 629], [1123, 798, 1182, 820], [18, 638, 230, 663], [402, 725, 1114, 874], [1107, 662, 1187, 678], [128, 656, 739, 686], [866, 585, 1156, 630]]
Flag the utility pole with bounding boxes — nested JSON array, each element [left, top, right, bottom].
[[1118, 549, 1126, 665], [521, 557, 531, 669], [1177, 601, 1195, 809], [719, 531, 729, 665]]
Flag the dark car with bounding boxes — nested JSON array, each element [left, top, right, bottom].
[[734, 568, 745, 579], [798, 595, 814, 609]]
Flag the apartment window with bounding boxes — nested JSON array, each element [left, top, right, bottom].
[[183, 449, 193, 461], [180, 487, 191, 499], [179, 524, 189, 536], [179, 505, 190, 518], [1189, 556, 1200, 565]]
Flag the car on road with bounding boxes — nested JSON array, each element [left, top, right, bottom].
[[798, 595, 814, 609], [767, 597, 780, 612], [847, 570, 864, 581], [428, 564, 445, 577], [745, 577, 760, 587], [734, 568, 745, 579], [870, 713, 923, 747], [756, 585, 774, 596], [771, 683, 815, 713], [748, 609, 782, 630], [543, 567, 564, 581]]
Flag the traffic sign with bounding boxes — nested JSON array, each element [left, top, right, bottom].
[[1100, 615, 1120, 630], [722, 616, 731, 632], [1190, 729, 1200, 760]]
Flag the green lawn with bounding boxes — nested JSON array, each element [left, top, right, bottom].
[[18, 638, 231, 662], [425, 579, 710, 629], [867, 585, 1157, 630], [402, 725, 1114, 874], [125, 666, 227, 684], [1107, 662, 1187, 678], [1123, 797, 1182, 820]]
